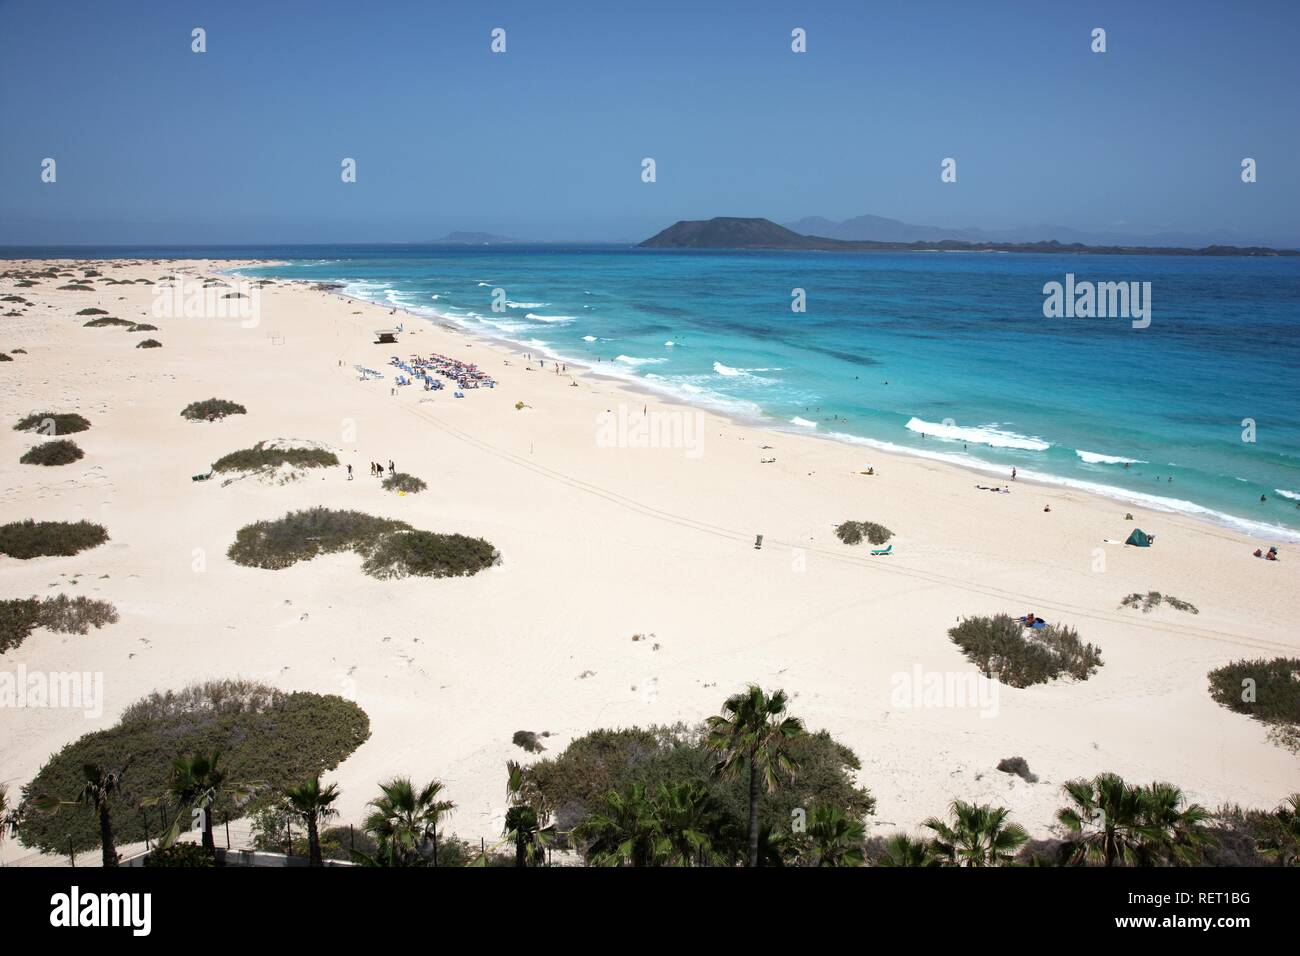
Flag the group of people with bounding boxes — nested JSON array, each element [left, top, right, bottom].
[[396, 352, 497, 389], [345, 460, 395, 481], [1253, 545, 1280, 561]]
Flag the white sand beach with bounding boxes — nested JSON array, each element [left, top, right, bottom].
[[2, 258, 1297, 863]]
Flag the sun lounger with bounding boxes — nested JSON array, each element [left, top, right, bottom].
[[870, 544, 892, 555], [191, 468, 213, 482]]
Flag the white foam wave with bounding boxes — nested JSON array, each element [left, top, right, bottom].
[[616, 355, 667, 367], [1276, 489, 1300, 501], [506, 301, 548, 309], [524, 312, 575, 323], [582, 335, 597, 342], [906, 417, 1050, 451], [791, 417, 817, 429], [1076, 450, 1146, 465]]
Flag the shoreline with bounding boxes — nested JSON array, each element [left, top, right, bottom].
[[253, 266, 1300, 547], [3, 256, 1298, 864]]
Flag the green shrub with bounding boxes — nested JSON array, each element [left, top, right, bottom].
[[0, 353, 11, 362], [20, 439, 84, 466], [136, 338, 162, 348], [835, 520, 892, 546], [1, 594, 118, 652], [996, 756, 1039, 783], [18, 680, 370, 854], [76, 308, 108, 316], [130, 323, 158, 332], [227, 507, 497, 580], [0, 519, 109, 559], [361, 530, 497, 579], [529, 723, 875, 855], [251, 804, 379, 861], [948, 614, 1103, 688], [212, 442, 337, 473], [1121, 591, 1198, 614], [1208, 658, 1300, 751], [227, 507, 407, 570], [0, 599, 41, 652], [83, 317, 133, 328], [513, 730, 547, 753], [382, 472, 427, 493], [14, 412, 91, 435], [181, 398, 247, 422], [143, 843, 217, 867]]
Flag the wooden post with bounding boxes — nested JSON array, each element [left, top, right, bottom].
[[67, 834, 76, 867], [225, 815, 231, 849]]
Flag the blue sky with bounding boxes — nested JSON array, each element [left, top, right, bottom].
[[1, 0, 1297, 244]]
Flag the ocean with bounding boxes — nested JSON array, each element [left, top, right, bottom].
[[13, 243, 1300, 539]]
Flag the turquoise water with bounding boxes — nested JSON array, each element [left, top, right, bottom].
[[234, 246, 1300, 540]]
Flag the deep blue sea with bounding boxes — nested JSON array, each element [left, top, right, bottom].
[[12, 244, 1299, 539]]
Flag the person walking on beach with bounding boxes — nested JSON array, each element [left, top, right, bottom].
[[389, 460, 395, 475], [1012, 467, 1017, 481], [347, 464, 353, 481]]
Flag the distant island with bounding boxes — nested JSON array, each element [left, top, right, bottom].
[[640, 218, 1300, 257], [433, 231, 515, 244]]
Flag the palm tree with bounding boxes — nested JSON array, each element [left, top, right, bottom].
[[924, 800, 1028, 866], [1137, 781, 1212, 865], [283, 776, 340, 867], [572, 784, 666, 867], [1056, 772, 1155, 867], [876, 832, 940, 867], [755, 823, 793, 867], [705, 685, 806, 867], [31, 761, 131, 867], [145, 751, 260, 852], [1259, 793, 1300, 865], [653, 781, 727, 866], [363, 777, 454, 866], [0, 784, 13, 847], [503, 761, 553, 867], [805, 804, 866, 867]]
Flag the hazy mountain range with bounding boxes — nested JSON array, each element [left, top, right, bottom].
[[640, 218, 1299, 257], [783, 214, 1299, 251]]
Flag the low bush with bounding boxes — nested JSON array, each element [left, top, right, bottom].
[[996, 756, 1039, 783], [382, 472, 426, 494], [83, 317, 133, 328], [76, 308, 108, 316], [513, 730, 547, 753], [14, 412, 90, 435], [136, 339, 162, 348], [0, 595, 116, 652], [0, 519, 109, 559], [181, 398, 247, 422], [530, 724, 875, 855], [213, 442, 337, 473], [1208, 658, 1300, 751], [834, 520, 893, 546], [18, 680, 370, 854], [20, 439, 84, 466], [948, 614, 1103, 688], [130, 323, 158, 332], [1121, 591, 1199, 614], [143, 844, 217, 867], [362, 530, 498, 580], [228, 507, 497, 580]]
